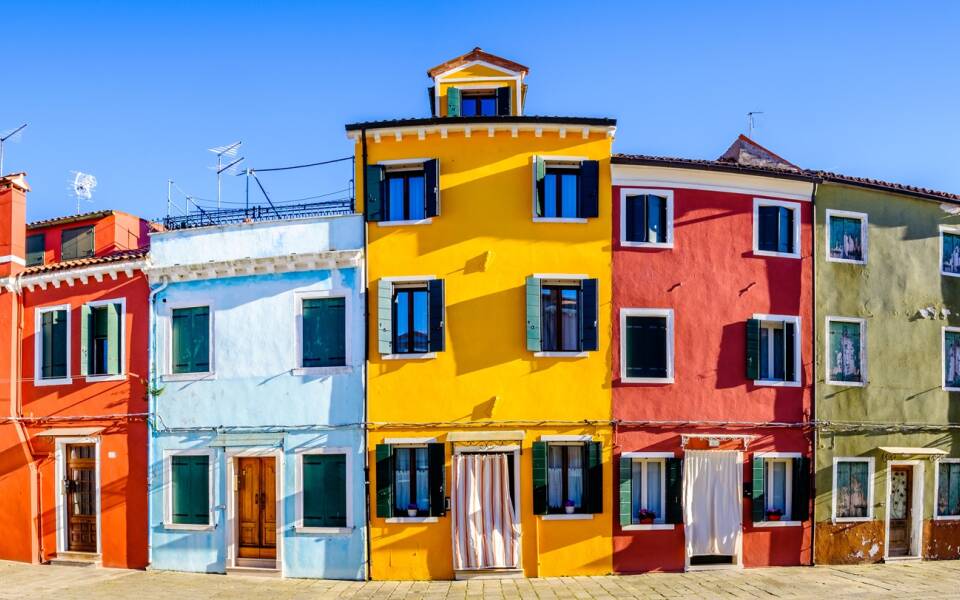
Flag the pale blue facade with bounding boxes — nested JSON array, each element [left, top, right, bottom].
[[146, 214, 366, 580]]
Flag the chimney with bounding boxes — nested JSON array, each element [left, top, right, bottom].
[[0, 173, 28, 277]]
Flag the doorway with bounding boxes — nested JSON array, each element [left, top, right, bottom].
[[886, 461, 923, 560], [683, 450, 743, 570], [237, 457, 277, 561], [65, 444, 98, 553]]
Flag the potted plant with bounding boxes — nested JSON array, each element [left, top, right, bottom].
[[563, 499, 576, 514], [637, 509, 656, 525], [766, 508, 783, 522], [406, 503, 419, 517]]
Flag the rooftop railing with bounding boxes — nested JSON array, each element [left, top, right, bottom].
[[161, 199, 355, 231]]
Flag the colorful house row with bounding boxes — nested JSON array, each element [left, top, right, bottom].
[[2, 47, 960, 580]]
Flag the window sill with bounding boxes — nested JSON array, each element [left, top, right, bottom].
[[622, 523, 674, 531], [753, 379, 801, 388], [534, 351, 588, 358], [162, 372, 216, 382], [295, 526, 354, 535], [620, 241, 673, 249], [933, 516, 960, 521], [385, 517, 439, 524], [382, 353, 437, 361], [944, 386, 960, 393], [34, 377, 73, 387], [622, 377, 674, 385], [84, 374, 127, 383], [827, 379, 865, 388], [292, 366, 352, 376], [942, 270, 960, 279], [532, 217, 588, 224], [833, 517, 873, 523], [753, 520, 802, 528], [826, 257, 865, 266], [753, 250, 801, 260], [540, 514, 593, 521], [164, 523, 215, 532], [377, 219, 433, 227]]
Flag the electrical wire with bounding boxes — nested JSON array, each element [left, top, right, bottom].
[[248, 156, 353, 173]]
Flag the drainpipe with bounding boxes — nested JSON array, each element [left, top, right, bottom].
[[359, 126, 372, 581], [146, 276, 169, 566], [809, 179, 818, 566]]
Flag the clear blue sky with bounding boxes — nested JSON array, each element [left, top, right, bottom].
[[2, 2, 959, 222]]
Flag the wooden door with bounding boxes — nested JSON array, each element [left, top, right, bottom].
[[888, 466, 913, 557], [65, 444, 97, 553], [237, 457, 276, 560]]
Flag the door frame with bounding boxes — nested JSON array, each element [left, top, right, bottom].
[[683, 449, 744, 571], [54, 436, 102, 555], [225, 447, 284, 572], [450, 444, 523, 572], [884, 460, 924, 560]]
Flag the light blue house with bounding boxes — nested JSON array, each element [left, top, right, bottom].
[[144, 209, 366, 579]]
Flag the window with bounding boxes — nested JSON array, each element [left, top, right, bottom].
[[446, 86, 510, 117], [826, 210, 866, 264], [754, 199, 800, 258], [301, 297, 346, 368], [37, 306, 69, 383], [26, 234, 44, 267], [746, 316, 799, 385], [171, 306, 210, 374], [942, 227, 960, 278], [170, 454, 210, 526], [82, 302, 123, 377], [826, 318, 865, 386], [526, 276, 598, 355], [533, 441, 602, 516], [365, 160, 439, 224], [374, 443, 445, 519], [631, 459, 664, 523], [621, 190, 673, 247], [302, 453, 347, 528], [61, 225, 95, 261], [619, 454, 681, 527], [750, 455, 809, 524], [833, 458, 873, 521], [621, 309, 674, 383], [378, 279, 444, 357], [532, 157, 599, 221], [937, 461, 960, 518], [944, 327, 960, 390]]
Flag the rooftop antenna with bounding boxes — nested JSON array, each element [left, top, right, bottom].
[[208, 141, 242, 209], [0, 123, 27, 175], [746, 111, 763, 139], [71, 171, 97, 214]]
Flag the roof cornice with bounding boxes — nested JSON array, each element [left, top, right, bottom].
[[143, 249, 363, 283]]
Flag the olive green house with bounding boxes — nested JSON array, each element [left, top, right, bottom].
[[814, 174, 960, 563]]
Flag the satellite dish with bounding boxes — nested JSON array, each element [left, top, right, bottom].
[[71, 171, 97, 213]]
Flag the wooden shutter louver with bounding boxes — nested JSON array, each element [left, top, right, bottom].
[[577, 160, 600, 218], [525, 276, 542, 352], [428, 279, 445, 353], [752, 456, 766, 523], [375, 444, 394, 518], [580, 279, 599, 352], [532, 442, 548, 515], [746, 319, 761, 380]]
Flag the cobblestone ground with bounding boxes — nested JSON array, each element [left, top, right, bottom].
[[3, 560, 960, 599]]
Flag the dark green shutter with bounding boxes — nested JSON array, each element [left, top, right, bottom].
[[758, 206, 778, 251], [657, 196, 668, 243], [171, 309, 191, 373], [377, 280, 393, 355], [303, 454, 346, 527], [42, 310, 67, 379], [532, 442, 547, 515], [665, 458, 683, 524], [191, 307, 210, 372], [428, 442, 446, 517], [624, 196, 638, 242], [792, 456, 810, 521], [619, 457, 633, 526], [577, 160, 600, 218], [172, 455, 209, 525], [496, 86, 511, 116], [526, 276, 541, 352], [302, 298, 346, 367], [533, 157, 546, 217], [365, 165, 385, 222], [746, 319, 761, 380], [784, 321, 796, 383], [585, 441, 603, 514], [79, 305, 91, 377], [424, 159, 440, 218], [106, 302, 121, 375], [26, 234, 44, 267], [375, 444, 394, 518], [427, 86, 436, 116], [580, 279, 598, 352], [446, 87, 461, 117], [752, 457, 766, 523], [428, 279, 445, 353]]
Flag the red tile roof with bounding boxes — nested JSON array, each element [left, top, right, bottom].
[[26, 210, 115, 230], [24, 247, 148, 276], [427, 47, 529, 78]]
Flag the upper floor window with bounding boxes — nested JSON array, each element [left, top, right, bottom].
[[526, 276, 598, 355], [26, 233, 44, 267], [754, 199, 800, 258], [374, 443, 446, 519], [621, 190, 673, 247], [36, 305, 70, 384], [533, 157, 599, 221], [300, 296, 346, 369], [533, 440, 603, 516], [621, 308, 674, 384], [446, 86, 511, 117], [942, 226, 960, 278], [746, 315, 800, 386], [377, 278, 444, 357], [826, 210, 866, 264], [826, 318, 865, 386], [365, 160, 439, 224], [81, 301, 124, 378], [944, 327, 960, 391], [61, 225, 95, 261], [171, 306, 210, 375]]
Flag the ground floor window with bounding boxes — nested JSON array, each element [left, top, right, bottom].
[[833, 458, 873, 520], [533, 441, 603, 515], [301, 453, 347, 528], [938, 460, 960, 518], [374, 443, 445, 518], [619, 454, 682, 526], [170, 454, 210, 526]]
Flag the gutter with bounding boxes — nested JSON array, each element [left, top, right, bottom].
[[360, 126, 372, 582], [809, 180, 818, 566], [146, 275, 169, 567]]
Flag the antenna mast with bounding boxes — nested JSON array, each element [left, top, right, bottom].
[[746, 112, 764, 139], [0, 123, 27, 175], [208, 141, 242, 209]]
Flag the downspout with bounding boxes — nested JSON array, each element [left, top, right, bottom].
[[360, 126, 371, 581], [809, 178, 818, 566], [146, 275, 169, 567]]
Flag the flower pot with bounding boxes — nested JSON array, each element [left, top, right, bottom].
[[407, 509, 418, 517], [639, 517, 654, 525], [767, 514, 781, 521], [564, 505, 575, 514]]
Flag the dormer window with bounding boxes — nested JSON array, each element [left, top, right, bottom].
[[447, 87, 511, 117], [365, 160, 440, 224], [461, 91, 497, 117]]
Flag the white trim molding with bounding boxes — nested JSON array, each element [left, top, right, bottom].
[[619, 188, 674, 249], [293, 446, 355, 535], [620, 308, 674, 384], [612, 164, 814, 202], [144, 250, 361, 283], [825, 209, 868, 265], [941, 224, 960, 279], [934, 458, 960, 521], [831, 456, 876, 523], [944, 326, 960, 392], [349, 123, 614, 142], [34, 303, 72, 386], [825, 316, 867, 387], [162, 448, 216, 531], [1, 259, 146, 294], [752, 313, 801, 388], [753, 198, 802, 259]]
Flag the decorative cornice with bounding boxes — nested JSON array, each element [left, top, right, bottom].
[[0, 258, 147, 294], [143, 249, 363, 283], [346, 121, 615, 142]]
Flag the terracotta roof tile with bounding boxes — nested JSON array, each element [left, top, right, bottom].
[[427, 47, 529, 78], [26, 210, 115, 230], [25, 247, 148, 275]]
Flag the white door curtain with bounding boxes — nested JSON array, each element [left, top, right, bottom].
[[683, 450, 742, 557], [452, 453, 520, 570]]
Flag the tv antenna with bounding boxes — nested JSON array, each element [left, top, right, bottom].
[[208, 141, 243, 209], [71, 171, 98, 214], [0, 123, 27, 175], [746, 112, 764, 138]]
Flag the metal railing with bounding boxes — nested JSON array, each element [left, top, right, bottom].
[[161, 198, 355, 230]]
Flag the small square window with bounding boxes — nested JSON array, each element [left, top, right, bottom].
[[540, 168, 580, 219], [61, 225, 95, 261], [622, 190, 673, 247], [754, 199, 800, 258], [26, 233, 44, 267], [826, 318, 865, 386], [826, 211, 866, 264], [461, 92, 498, 117]]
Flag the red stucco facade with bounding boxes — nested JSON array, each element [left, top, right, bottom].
[[611, 163, 815, 572]]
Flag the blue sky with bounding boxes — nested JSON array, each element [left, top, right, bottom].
[[2, 2, 959, 222]]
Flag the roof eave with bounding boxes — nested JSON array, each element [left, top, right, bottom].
[[612, 155, 816, 183]]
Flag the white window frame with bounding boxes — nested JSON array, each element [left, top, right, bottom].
[[825, 317, 867, 388], [532, 155, 589, 224], [381, 275, 438, 361], [294, 446, 354, 534], [622, 453, 671, 530], [376, 159, 434, 227], [533, 273, 590, 358], [619, 188, 674, 248], [540, 440, 594, 521], [294, 290, 352, 376], [162, 300, 215, 382], [941, 225, 960, 278], [620, 308, 674, 384], [752, 313, 801, 388], [934, 458, 960, 521], [384, 441, 437, 524], [753, 452, 802, 527], [944, 326, 960, 392], [832, 456, 875, 523], [765, 458, 793, 519], [83, 297, 127, 383], [163, 448, 216, 531], [825, 209, 868, 265], [753, 198, 801, 259], [34, 303, 72, 386]]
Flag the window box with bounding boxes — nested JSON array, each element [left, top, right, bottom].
[[375, 442, 446, 520], [826, 317, 866, 387], [532, 156, 599, 221], [825, 209, 867, 264], [746, 314, 801, 387], [35, 304, 71, 386], [619, 452, 682, 528], [620, 308, 674, 384], [620, 188, 674, 248], [526, 275, 598, 354], [832, 457, 875, 522], [377, 277, 444, 357], [753, 199, 801, 259], [366, 160, 439, 224], [751, 453, 808, 524], [533, 440, 603, 517]]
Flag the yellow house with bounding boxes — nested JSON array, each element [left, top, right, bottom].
[[346, 48, 616, 580]]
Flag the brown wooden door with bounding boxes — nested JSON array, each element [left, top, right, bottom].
[[65, 444, 97, 553], [888, 466, 913, 557], [237, 457, 276, 560]]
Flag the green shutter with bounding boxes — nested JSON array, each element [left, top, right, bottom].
[[784, 321, 796, 383], [533, 156, 546, 217], [377, 280, 393, 355], [746, 319, 761, 380], [577, 160, 600, 218], [171, 309, 190, 373], [365, 165, 385, 222], [41, 312, 53, 378], [303, 454, 346, 527], [106, 302, 121, 375], [446, 87, 461, 117], [375, 444, 394, 518], [496, 86, 511, 116], [532, 441, 547, 515], [428, 442, 446, 517], [580, 279, 599, 352], [752, 457, 766, 523], [585, 441, 603, 514], [26, 234, 44, 267], [665, 458, 683, 524], [191, 307, 210, 372], [619, 456, 633, 526], [302, 298, 346, 367], [525, 276, 541, 352], [172, 307, 209, 374], [79, 305, 90, 377], [792, 457, 810, 521], [44, 310, 67, 379], [172, 455, 209, 525]]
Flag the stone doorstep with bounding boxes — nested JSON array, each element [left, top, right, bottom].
[[455, 568, 525, 581], [225, 566, 282, 578], [48, 552, 102, 567]]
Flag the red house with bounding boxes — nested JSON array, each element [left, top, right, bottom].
[[610, 138, 816, 572], [0, 173, 151, 568]]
